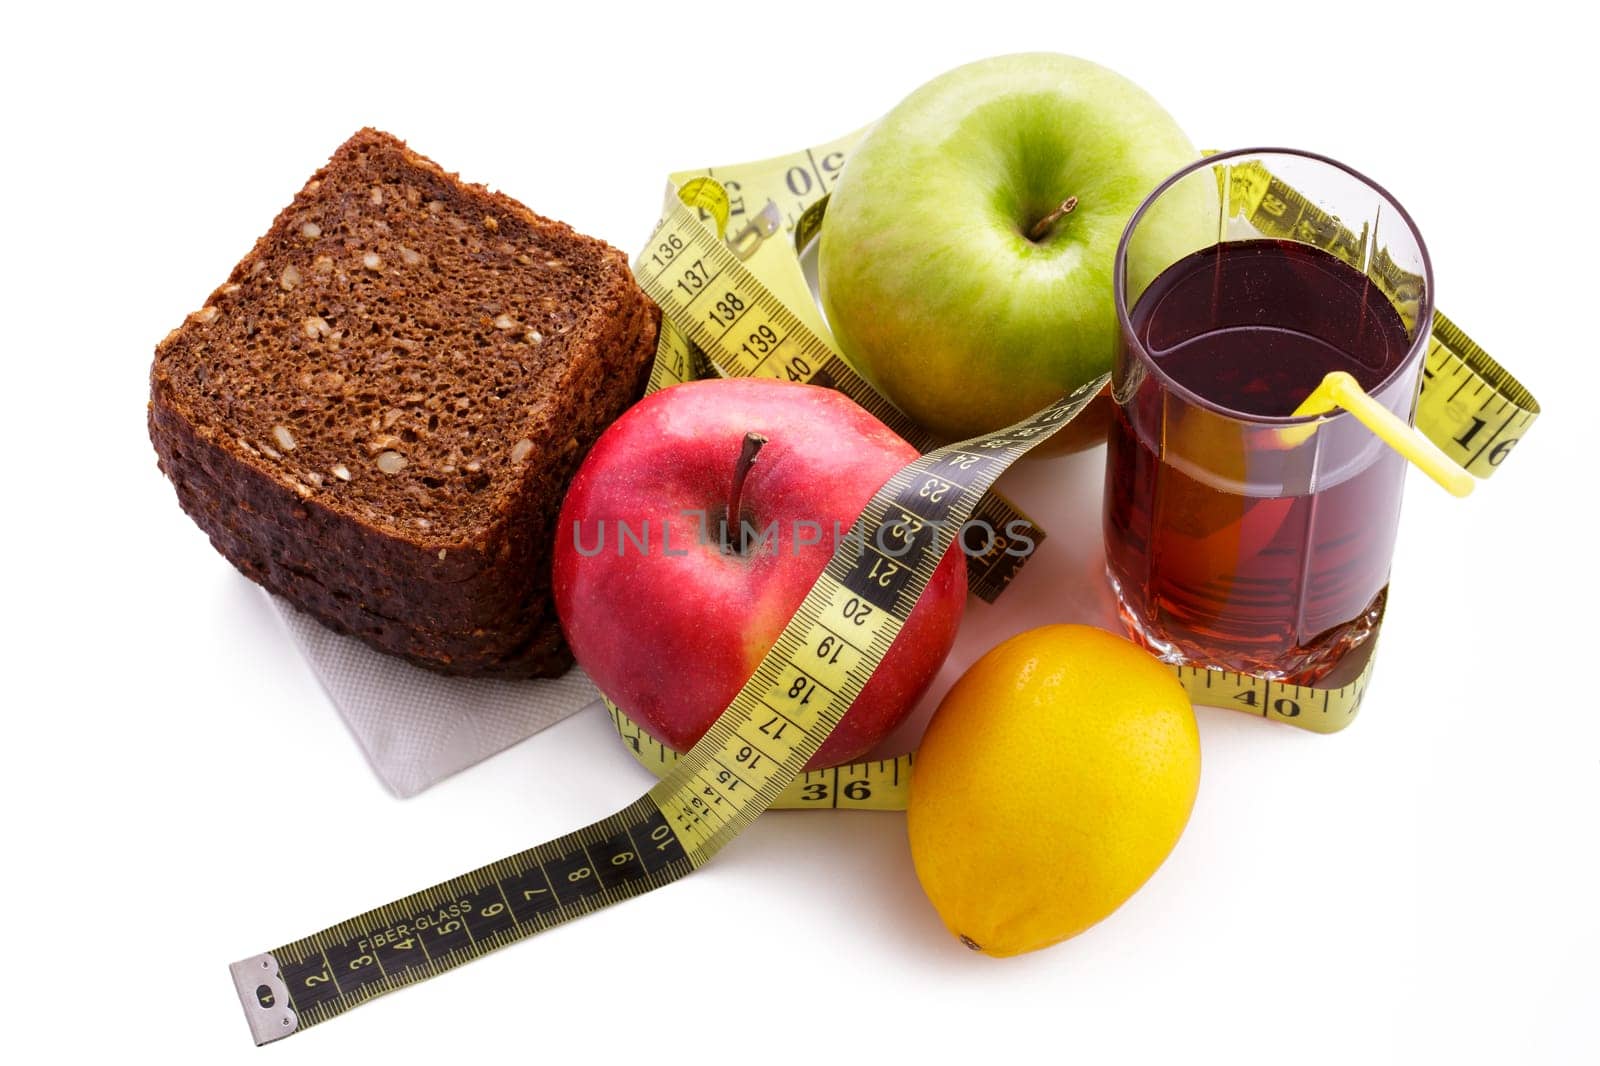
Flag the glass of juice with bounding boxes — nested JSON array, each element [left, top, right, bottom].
[[1104, 148, 1434, 683]]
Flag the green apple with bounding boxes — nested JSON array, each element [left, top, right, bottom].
[[819, 53, 1216, 441]]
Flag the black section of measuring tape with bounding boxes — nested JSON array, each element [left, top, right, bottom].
[[265, 798, 688, 1033]]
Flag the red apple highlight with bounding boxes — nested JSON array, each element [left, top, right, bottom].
[[553, 378, 966, 769]]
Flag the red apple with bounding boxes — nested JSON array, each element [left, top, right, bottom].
[[553, 378, 966, 769]]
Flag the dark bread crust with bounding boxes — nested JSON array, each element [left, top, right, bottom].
[[150, 130, 659, 676]]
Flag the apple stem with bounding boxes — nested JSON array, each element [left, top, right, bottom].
[[1028, 196, 1079, 241], [725, 432, 768, 554]]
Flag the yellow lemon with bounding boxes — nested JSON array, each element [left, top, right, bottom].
[[907, 624, 1200, 956]]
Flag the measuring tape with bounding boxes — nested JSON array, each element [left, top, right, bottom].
[[1218, 159, 1540, 476], [229, 135, 1540, 1045], [605, 635, 1374, 810], [230, 347, 1105, 1046]]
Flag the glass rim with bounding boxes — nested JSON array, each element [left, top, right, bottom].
[[1112, 146, 1436, 427]]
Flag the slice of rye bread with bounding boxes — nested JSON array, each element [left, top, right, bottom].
[[149, 128, 659, 677]]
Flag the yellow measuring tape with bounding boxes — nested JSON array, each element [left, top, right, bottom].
[[605, 643, 1375, 811], [673, 136, 1538, 480], [1219, 160, 1539, 476], [642, 132, 1044, 604], [624, 135, 1538, 744], [229, 134, 1539, 1045]]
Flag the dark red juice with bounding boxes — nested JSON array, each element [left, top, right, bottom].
[[1104, 239, 1420, 681]]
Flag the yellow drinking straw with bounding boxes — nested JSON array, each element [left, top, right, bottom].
[[1290, 371, 1474, 497]]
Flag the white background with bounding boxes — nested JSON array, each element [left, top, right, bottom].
[[3, 2, 1594, 1063]]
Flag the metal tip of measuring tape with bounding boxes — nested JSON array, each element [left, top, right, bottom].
[[228, 953, 297, 1045], [753, 199, 782, 236]]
